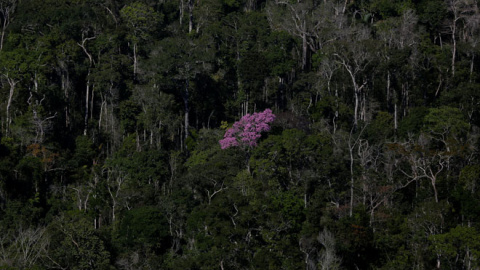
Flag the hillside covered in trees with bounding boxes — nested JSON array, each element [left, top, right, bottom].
[[1, 0, 480, 268]]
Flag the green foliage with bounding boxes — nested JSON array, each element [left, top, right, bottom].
[[311, 96, 353, 130], [265, 31, 296, 76], [115, 206, 170, 253], [417, 0, 447, 31], [48, 211, 111, 270], [370, 0, 414, 19], [397, 107, 429, 138], [120, 2, 163, 42], [0, 0, 480, 268], [119, 99, 141, 134], [106, 146, 169, 204], [423, 106, 469, 139], [271, 191, 305, 231], [429, 226, 480, 269], [72, 136, 95, 167], [453, 165, 480, 221], [366, 111, 394, 142]]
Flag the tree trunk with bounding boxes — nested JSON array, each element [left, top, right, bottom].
[[0, 2, 15, 52], [386, 71, 391, 109], [5, 77, 16, 136], [84, 78, 90, 136], [353, 88, 359, 130], [179, 0, 184, 26], [452, 22, 457, 77], [133, 42, 137, 77], [431, 176, 439, 203], [61, 64, 71, 128], [349, 137, 355, 217], [183, 80, 190, 144], [394, 104, 398, 134], [0, 17, 6, 51], [302, 33, 308, 71], [470, 54, 474, 82], [188, 0, 194, 33]]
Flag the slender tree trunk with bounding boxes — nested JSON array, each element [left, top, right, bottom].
[[302, 33, 308, 71], [0, 18, 6, 51], [470, 54, 474, 82], [133, 42, 137, 77], [183, 80, 190, 144], [179, 0, 184, 26], [336, 57, 366, 130], [61, 65, 71, 128], [386, 71, 391, 109], [349, 137, 355, 217], [5, 77, 16, 136], [99, 97, 105, 130], [0, 3, 15, 52], [90, 84, 95, 120], [342, 0, 348, 14], [452, 22, 457, 76], [353, 88, 359, 129], [84, 78, 90, 136], [188, 0, 194, 33], [432, 178, 439, 203], [394, 104, 398, 134]]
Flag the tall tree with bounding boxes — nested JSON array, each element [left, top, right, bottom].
[[0, 0, 16, 51], [120, 2, 162, 78], [153, 34, 214, 145], [332, 26, 375, 129]]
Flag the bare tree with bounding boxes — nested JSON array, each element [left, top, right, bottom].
[[105, 167, 129, 223], [317, 229, 342, 270], [391, 134, 450, 203], [355, 139, 394, 226], [27, 92, 57, 144], [333, 26, 373, 129], [0, 226, 49, 269], [445, 0, 478, 76]]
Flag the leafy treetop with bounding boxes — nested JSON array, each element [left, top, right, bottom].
[[220, 109, 275, 149]]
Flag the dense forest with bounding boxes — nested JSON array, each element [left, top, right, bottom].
[[0, 0, 480, 269]]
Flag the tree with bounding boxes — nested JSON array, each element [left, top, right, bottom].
[[48, 211, 111, 270], [133, 85, 179, 149], [219, 108, 275, 149], [376, 9, 420, 119], [317, 229, 342, 270], [0, 226, 49, 269], [267, 0, 320, 71], [120, 2, 162, 78], [0, 0, 17, 51], [331, 27, 375, 129], [429, 225, 480, 269], [423, 106, 470, 152], [0, 48, 35, 136], [153, 34, 215, 145], [115, 206, 170, 254], [445, 0, 478, 77], [389, 107, 469, 203]]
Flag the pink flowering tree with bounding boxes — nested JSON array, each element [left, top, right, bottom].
[[220, 109, 276, 149]]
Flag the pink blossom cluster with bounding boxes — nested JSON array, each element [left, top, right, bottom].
[[220, 109, 276, 149]]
